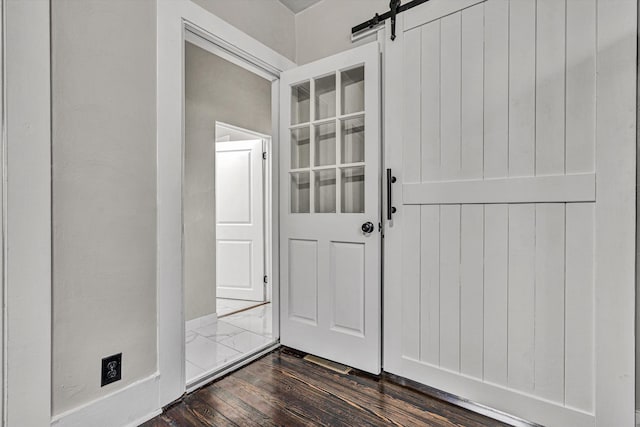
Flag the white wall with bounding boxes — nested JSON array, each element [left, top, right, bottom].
[[637, 0, 640, 409], [191, 0, 386, 65], [295, 0, 387, 65], [5, 1, 52, 425], [184, 42, 272, 321], [51, 0, 157, 416], [192, 0, 296, 61]]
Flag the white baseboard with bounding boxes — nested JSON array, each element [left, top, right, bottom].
[[185, 312, 218, 331], [635, 409, 640, 427], [51, 374, 161, 427]]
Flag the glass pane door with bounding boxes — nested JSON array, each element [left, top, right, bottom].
[[289, 65, 366, 214]]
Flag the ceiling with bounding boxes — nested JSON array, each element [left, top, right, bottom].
[[278, 0, 323, 14]]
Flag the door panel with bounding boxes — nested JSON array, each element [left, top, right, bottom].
[[383, 0, 635, 426], [216, 150, 252, 223], [329, 241, 365, 336], [288, 239, 318, 324], [216, 140, 264, 301], [280, 43, 381, 374]]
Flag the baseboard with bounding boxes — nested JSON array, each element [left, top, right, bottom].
[[635, 409, 640, 427], [185, 312, 217, 331], [51, 374, 161, 427]]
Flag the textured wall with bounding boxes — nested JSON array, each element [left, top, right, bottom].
[[51, 0, 157, 415], [295, 0, 387, 64], [184, 43, 272, 321], [192, 0, 296, 61]]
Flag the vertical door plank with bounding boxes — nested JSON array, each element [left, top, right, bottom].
[[404, 28, 422, 183], [484, 0, 509, 179], [534, 203, 566, 402], [460, 204, 484, 379], [483, 204, 509, 386], [402, 206, 421, 360], [565, 203, 594, 412], [402, 28, 422, 361], [439, 204, 461, 372], [460, 4, 484, 180], [566, 0, 596, 174], [440, 12, 462, 181], [420, 205, 440, 365], [421, 21, 441, 182], [535, 0, 566, 176], [508, 204, 535, 392], [508, 1, 536, 177]]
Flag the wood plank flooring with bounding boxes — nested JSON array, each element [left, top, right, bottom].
[[142, 348, 510, 427]]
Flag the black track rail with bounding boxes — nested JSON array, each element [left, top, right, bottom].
[[351, 0, 431, 40]]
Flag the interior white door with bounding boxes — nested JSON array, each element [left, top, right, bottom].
[[279, 43, 381, 374], [216, 139, 264, 302], [384, 1, 636, 426]]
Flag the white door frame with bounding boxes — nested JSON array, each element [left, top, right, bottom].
[[215, 122, 273, 303], [383, 3, 637, 426], [2, 1, 52, 426], [157, 0, 296, 408]]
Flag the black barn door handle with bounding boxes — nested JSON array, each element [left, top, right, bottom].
[[387, 169, 397, 220]]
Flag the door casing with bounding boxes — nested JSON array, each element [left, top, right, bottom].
[[157, 0, 296, 408]]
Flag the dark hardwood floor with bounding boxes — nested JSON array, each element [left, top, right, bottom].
[[142, 348, 510, 427]]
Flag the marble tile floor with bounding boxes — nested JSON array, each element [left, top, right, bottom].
[[185, 303, 273, 384], [216, 297, 264, 317]]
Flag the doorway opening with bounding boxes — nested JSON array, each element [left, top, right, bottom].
[[183, 34, 277, 389], [215, 122, 271, 318]]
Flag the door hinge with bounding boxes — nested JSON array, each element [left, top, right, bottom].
[[262, 152, 267, 160], [263, 275, 268, 284]]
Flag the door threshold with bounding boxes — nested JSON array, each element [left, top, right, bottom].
[[186, 341, 280, 393], [217, 301, 269, 319]]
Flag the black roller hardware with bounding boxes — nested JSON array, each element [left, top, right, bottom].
[[352, 0, 433, 41]]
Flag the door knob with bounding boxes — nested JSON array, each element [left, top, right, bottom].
[[361, 221, 375, 234]]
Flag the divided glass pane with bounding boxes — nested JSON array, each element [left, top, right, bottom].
[[291, 82, 310, 125], [291, 127, 310, 169], [314, 74, 336, 120], [314, 169, 337, 213], [341, 166, 365, 213], [291, 172, 310, 213], [341, 117, 365, 164], [341, 66, 365, 115], [314, 122, 336, 167]]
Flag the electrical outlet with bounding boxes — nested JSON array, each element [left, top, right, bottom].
[[101, 353, 122, 387]]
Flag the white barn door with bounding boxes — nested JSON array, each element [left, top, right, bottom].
[[279, 43, 381, 374], [384, 1, 636, 426]]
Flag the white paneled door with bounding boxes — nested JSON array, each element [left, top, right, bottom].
[[279, 43, 381, 374], [216, 140, 265, 302], [384, 1, 636, 426]]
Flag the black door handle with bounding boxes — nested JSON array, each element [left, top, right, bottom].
[[387, 169, 396, 220], [361, 221, 375, 234]]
